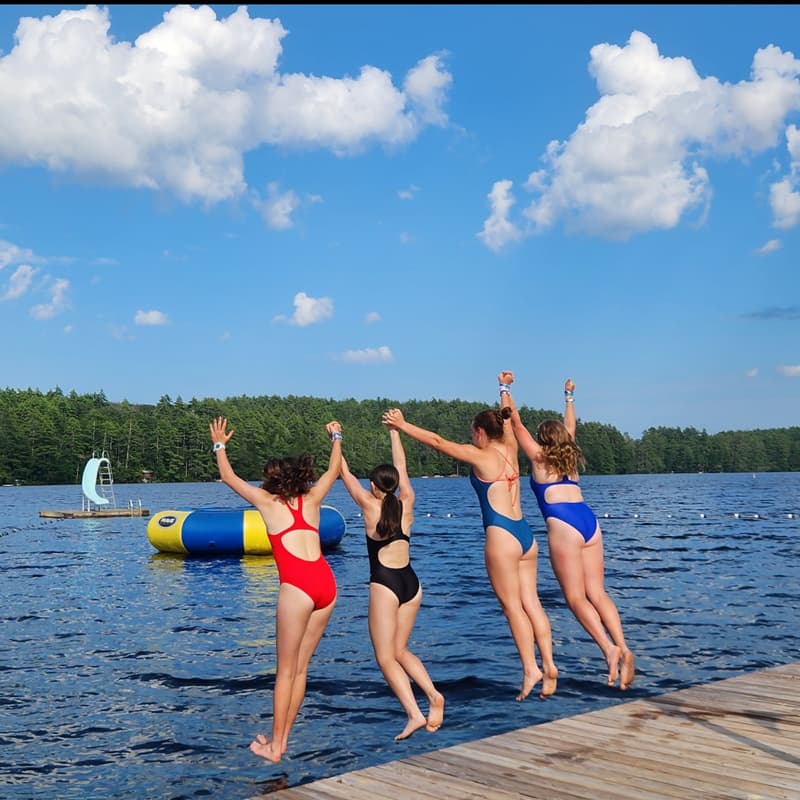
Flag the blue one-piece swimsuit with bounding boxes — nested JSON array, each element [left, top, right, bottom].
[[470, 469, 535, 554], [530, 476, 598, 543]]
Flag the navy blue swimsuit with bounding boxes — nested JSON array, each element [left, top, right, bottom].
[[470, 469, 535, 554], [530, 476, 598, 543]]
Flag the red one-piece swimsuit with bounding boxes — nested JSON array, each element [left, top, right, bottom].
[[268, 495, 337, 610]]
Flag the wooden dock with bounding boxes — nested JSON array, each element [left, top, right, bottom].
[[39, 508, 150, 518], [263, 662, 800, 800]]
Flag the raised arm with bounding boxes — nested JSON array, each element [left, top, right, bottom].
[[382, 408, 480, 466], [339, 453, 374, 509], [388, 427, 415, 504], [210, 416, 266, 507], [564, 378, 576, 440], [498, 371, 543, 463], [307, 420, 343, 501]]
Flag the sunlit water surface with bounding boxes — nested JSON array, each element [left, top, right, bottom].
[[2, 473, 798, 799]]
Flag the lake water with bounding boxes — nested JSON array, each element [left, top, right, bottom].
[[2, 473, 799, 799]]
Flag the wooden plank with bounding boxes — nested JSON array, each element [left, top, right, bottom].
[[266, 663, 800, 800]]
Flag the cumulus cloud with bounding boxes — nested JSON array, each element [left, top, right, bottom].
[[278, 291, 333, 327], [778, 365, 800, 376], [365, 311, 381, 323], [480, 31, 800, 247], [339, 345, 394, 364], [134, 309, 169, 325], [477, 179, 522, 251], [255, 182, 301, 229], [0, 6, 452, 205], [30, 278, 69, 319], [770, 125, 800, 228], [398, 184, 419, 200], [745, 368, 759, 377]]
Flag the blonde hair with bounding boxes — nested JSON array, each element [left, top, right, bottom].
[[536, 420, 586, 477]]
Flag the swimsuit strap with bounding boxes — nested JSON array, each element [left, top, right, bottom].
[[272, 495, 314, 536], [486, 445, 520, 505]]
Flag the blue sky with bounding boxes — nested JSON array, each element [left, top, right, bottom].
[[1, 4, 798, 438]]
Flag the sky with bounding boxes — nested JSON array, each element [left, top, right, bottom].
[[1, 4, 799, 439]]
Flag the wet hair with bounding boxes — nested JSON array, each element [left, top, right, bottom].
[[536, 420, 586, 476], [369, 463, 402, 539], [471, 407, 512, 441], [261, 454, 318, 501]]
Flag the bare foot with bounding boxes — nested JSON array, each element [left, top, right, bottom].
[[425, 692, 445, 733], [620, 650, 635, 690], [606, 645, 621, 686], [250, 734, 282, 763], [394, 715, 427, 741], [516, 665, 543, 702], [540, 665, 558, 698]]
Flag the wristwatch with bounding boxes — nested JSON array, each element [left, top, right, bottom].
[[213, 442, 225, 452]]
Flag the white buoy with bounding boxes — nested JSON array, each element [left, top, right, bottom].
[[700, 513, 705, 518]]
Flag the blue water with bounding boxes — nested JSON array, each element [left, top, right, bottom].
[[2, 473, 799, 799]]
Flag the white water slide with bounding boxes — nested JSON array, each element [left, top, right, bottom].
[[81, 456, 112, 507]]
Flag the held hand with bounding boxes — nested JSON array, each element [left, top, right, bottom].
[[382, 408, 404, 430], [565, 378, 575, 393], [326, 420, 342, 438], [498, 370, 514, 386], [209, 416, 234, 445]]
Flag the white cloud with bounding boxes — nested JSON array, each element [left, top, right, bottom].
[[0, 264, 38, 301], [284, 291, 333, 327], [134, 309, 169, 325], [0, 7, 452, 205], [339, 345, 394, 364], [481, 32, 800, 248], [778, 365, 800, 376], [365, 311, 381, 323], [755, 238, 782, 255], [770, 126, 800, 227], [256, 182, 301, 229], [745, 368, 759, 377], [477, 180, 522, 251], [398, 184, 419, 200], [403, 54, 451, 127], [30, 278, 69, 319], [0, 240, 37, 270]]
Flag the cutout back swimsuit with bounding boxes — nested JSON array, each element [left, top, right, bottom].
[[366, 529, 420, 605], [469, 447, 535, 554], [268, 495, 337, 610], [529, 475, 598, 543]]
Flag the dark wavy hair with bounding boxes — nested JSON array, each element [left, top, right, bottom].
[[261, 454, 318, 500], [369, 463, 402, 539], [471, 406, 512, 441]]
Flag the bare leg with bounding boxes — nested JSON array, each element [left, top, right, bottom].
[[581, 530, 634, 689], [392, 586, 444, 732], [518, 542, 558, 698], [250, 584, 333, 763], [368, 584, 427, 740], [484, 527, 541, 701], [281, 596, 337, 746], [549, 522, 632, 688]]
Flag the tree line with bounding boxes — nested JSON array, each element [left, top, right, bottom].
[[1, 386, 798, 486]]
